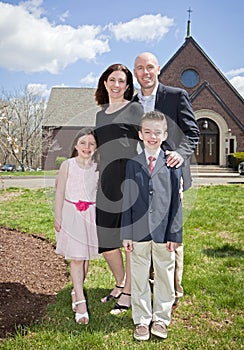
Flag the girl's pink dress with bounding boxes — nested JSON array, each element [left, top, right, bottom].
[[55, 158, 99, 260]]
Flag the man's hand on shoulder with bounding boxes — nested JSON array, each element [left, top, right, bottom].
[[166, 150, 184, 168]]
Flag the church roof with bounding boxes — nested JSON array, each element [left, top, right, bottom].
[[160, 36, 244, 103], [44, 87, 98, 127], [191, 81, 244, 131]]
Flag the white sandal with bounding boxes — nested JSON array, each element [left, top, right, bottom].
[[74, 300, 89, 324], [71, 290, 76, 312]]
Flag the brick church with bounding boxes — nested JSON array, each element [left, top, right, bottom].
[[43, 19, 244, 170]]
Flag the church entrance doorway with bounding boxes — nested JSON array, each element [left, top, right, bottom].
[[195, 118, 219, 165]]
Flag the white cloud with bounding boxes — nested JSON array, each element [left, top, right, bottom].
[[20, 0, 45, 18], [225, 68, 244, 77], [80, 72, 98, 87], [0, 2, 110, 74], [229, 76, 244, 98], [108, 14, 174, 42], [27, 83, 50, 97], [225, 68, 244, 97]]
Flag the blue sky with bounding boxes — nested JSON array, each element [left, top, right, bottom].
[[0, 0, 243, 98]]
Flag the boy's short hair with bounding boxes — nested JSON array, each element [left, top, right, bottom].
[[140, 110, 167, 130]]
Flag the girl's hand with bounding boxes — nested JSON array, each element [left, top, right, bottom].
[[123, 240, 133, 252], [54, 219, 61, 232]]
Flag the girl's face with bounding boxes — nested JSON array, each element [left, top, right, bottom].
[[75, 134, 97, 159], [104, 70, 128, 101]]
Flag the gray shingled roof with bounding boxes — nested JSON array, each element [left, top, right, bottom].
[[44, 87, 100, 127]]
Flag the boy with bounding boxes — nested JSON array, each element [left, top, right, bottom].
[[121, 110, 182, 341]]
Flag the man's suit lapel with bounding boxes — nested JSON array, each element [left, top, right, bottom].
[[133, 95, 139, 103], [155, 83, 166, 112], [133, 83, 166, 112]]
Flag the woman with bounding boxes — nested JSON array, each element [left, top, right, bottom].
[[95, 63, 144, 314]]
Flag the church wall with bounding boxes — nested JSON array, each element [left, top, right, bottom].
[[42, 126, 86, 170], [192, 90, 244, 151]]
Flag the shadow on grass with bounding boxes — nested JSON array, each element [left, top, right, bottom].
[[46, 287, 133, 335], [203, 244, 244, 258]]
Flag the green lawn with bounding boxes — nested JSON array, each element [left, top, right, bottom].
[[0, 185, 243, 349]]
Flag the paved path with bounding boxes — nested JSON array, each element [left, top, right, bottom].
[[0, 175, 56, 189], [1, 173, 243, 189], [192, 175, 244, 187]]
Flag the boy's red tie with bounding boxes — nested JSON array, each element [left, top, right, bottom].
[[148, 156, 156, 174]]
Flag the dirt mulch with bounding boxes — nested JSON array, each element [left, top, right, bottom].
[[0, 227, 69, 339]]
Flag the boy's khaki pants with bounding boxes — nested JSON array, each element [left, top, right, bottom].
[[149, 244, 184, 300], [131, 241, 175, 326]]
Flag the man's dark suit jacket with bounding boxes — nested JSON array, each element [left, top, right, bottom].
[[121, 150, 182, 244], [133, 83, 200, 190]]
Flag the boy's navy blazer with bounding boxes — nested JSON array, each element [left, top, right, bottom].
[[121, 150, 182, 244]]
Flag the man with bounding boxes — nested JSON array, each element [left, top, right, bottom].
[[133, 52, 200, 308]]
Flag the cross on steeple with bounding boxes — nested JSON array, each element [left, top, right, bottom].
[[186, 7, 193, 38], [187, 7, 192, 21]]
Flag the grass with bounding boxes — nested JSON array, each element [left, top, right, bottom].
[[0, 185, 243, 349]]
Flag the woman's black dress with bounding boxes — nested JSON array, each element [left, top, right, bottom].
[[95, 102, 144, 252]]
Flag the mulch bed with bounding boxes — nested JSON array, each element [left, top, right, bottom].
[[0, 227, 69, 339]]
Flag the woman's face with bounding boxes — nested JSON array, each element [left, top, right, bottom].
[[104, 70, 128, 101]]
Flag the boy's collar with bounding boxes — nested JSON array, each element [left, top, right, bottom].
[[144, 148, 161, 160]]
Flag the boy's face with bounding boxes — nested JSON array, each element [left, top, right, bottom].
[[139, 119, 167, 153]]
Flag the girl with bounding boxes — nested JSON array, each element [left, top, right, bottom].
[[54, 127, 99, 324]]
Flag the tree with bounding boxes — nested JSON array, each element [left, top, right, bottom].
[[0, 87, 54, 170]]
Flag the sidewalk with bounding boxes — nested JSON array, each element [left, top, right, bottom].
[[1, 167, 244, 189], [191, 165, 244, 186]]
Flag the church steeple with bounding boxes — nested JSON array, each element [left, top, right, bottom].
[[186, 7, 192, 38]]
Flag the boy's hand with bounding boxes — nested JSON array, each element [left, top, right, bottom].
[[166, 241, 179, 252], [123, 240, 133, 252]]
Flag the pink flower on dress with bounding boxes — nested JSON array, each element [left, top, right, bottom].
[[74, 200, 95, 211], [65, 198, 95, 211], [75, 201, 90, 211]]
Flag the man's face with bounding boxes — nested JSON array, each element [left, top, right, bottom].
[[134, 54, 160, 94]]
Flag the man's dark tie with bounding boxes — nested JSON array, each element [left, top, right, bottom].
[[148, 156, 156, 174]]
